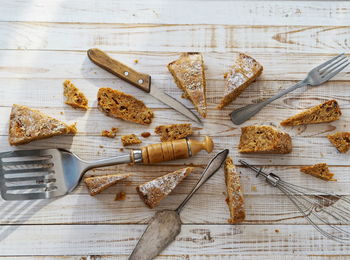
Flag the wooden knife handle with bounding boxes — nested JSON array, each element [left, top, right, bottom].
[[141, 136, 214, 164], [87, 48, 151, 93]]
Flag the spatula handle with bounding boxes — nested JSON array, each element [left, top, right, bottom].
[[141, 136, 213, 164], [87, 48, 151, 93]]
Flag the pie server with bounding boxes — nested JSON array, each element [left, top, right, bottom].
[[129, 149, 228, 260], [87, 48, 202, 124]]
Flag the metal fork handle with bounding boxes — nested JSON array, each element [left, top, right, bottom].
[[230, 80, 307, 125]]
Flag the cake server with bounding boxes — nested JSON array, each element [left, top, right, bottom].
[[87, 48, 202, 124], [0, 136, 213, 200], [129, 149, 228, 260], [230, 53, 349, 125]]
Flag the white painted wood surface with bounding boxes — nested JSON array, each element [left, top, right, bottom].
[[0, 0, 350, 259]]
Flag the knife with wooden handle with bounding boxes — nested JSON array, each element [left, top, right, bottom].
[[87, 48, 202, 124]]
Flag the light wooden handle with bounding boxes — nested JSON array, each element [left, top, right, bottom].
[[87, 48, 151, 93], [141, 136, 214, 164]]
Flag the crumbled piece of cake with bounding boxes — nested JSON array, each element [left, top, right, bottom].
[[167, 53, 207, 117], [239, 125, 292, 154], [281, 100, 341, 126], [9, 104, 77, 145], [155, 123, 192, 142], [141, 132, 151, 138], [327, 132, 350, 153], [217, 53, 263, 109], [224, 157, 245, 224], [63, 80, 88, 110], [114, 191, 126, 201], [101, 127, 119, 138], [121, 134, 142, 146], [84, 173, 131, 196], [97, 87, 153, 125], [136, 167, 193, 208], [300, 163, 336, 181]]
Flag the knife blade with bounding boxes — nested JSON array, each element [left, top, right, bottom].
[[87, 48, 202, 124]]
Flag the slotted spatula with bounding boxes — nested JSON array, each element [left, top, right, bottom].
[[0, 137, 213, 200]]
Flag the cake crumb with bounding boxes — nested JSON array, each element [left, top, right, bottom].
[[275, 229, 280, 233], [134, 59, 139, 64], [223, 72, 228, 79], [60, 111, 64, 115], [251, 185, 257, 192], [119, 148, 124, 152], [101, 127, 119, 138], [121, 134, 142, 146], [99, 145, 104, 148], [141, 132, 151, 138], [114, 191, 126, 201]]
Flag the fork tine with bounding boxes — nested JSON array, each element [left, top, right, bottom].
[[2, 192, 53, 200], [319, 56, 347, 75], [322, 62, 350, 81], [5, 184, 55, 190], [314, 53, 344, 71], [3, 168, 53, 174], [4, 175, 54, 182], [321, 59, 349, 77], [2, 159, 52, 166]]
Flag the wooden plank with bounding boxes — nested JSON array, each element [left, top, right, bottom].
[[1, 224, 349, 255], [1, 23, 350, 54], [0, 50, 349, 81], [0, 1, 349, 26]]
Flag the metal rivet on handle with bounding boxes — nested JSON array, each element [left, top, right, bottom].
[[124, 71, 129, 76], [138, 79, 144, 84]]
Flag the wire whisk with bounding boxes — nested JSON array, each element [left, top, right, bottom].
[[240, 160, 350, 243]]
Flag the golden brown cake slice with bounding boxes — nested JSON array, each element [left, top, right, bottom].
[[97, 87, 153, 125], [167, 53, 207, 117], [281, 100, 341, 126], [121, 134, 142, 146], [84, 173, 131, 196], [101, 127, 119, 138], [155, 123, 192, 142], [300, 163, 336, 181], [224, 157, 245, 224], [136, 167, 193, 208], [327, 132, 350, 153], [239, 125, 292, 154], [63, 80, 88, 110], [9, 104, 77, 146], [217, 53, 263, 109]]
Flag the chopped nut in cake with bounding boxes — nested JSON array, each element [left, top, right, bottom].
[[136, 167, 193, 208], [300, 163, 336, 181], [97, 87, 153, 125], [101, 127, 119, 138], [9, 104, 77, 146], [84, 173, 131, 196], [217, 53, 263, 109], [239, 125, 292, 154], [224, 157, 245, 224], [327, 132, 350, 153], [155, 123, 192, 142], [63, 80, 88, 110], [281, 100, 341, 126], [121, 134, 142, 146], [167, 53, 207, 117]]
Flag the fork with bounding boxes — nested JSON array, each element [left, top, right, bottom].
[[0, 137, 213, 200], [230, 54, 349, 125]]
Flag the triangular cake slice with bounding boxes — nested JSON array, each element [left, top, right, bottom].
[[217, 53, 263, 109], [167, 53, 207, 117], [136, 167, 193, 208], [9, 104, 77, 145], [281, 100, 341, 126], [300, 163, 336, 181], [224, 157, 245, 224], [63, 80, 88, 110], [327, 132, 350, 153], [84, 173, 131, 196]]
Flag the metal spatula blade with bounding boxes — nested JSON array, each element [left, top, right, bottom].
[[129, 149, 229, 260]]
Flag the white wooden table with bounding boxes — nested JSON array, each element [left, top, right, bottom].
[[1, 1, 350, 259]]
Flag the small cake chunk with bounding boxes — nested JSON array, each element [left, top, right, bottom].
[[155, 123, 192, 142], [327, 132, 350, 153], [97, 87, 153, 125], [141, 132, 151, 138], [224, 157, 245, 224], [137, 167, 193, 208], [121, 134, 142, 146], [281, 100, 341, 126], [239, 125, 292, 154], [300, 163, 336, 181], [167, 53, 207, 117], [9, 104, 76, 145], [63, 80, 88, 110], [101, 127, 119, 138], [217, 53, 263, 109], [84, 173, 131, 196]]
